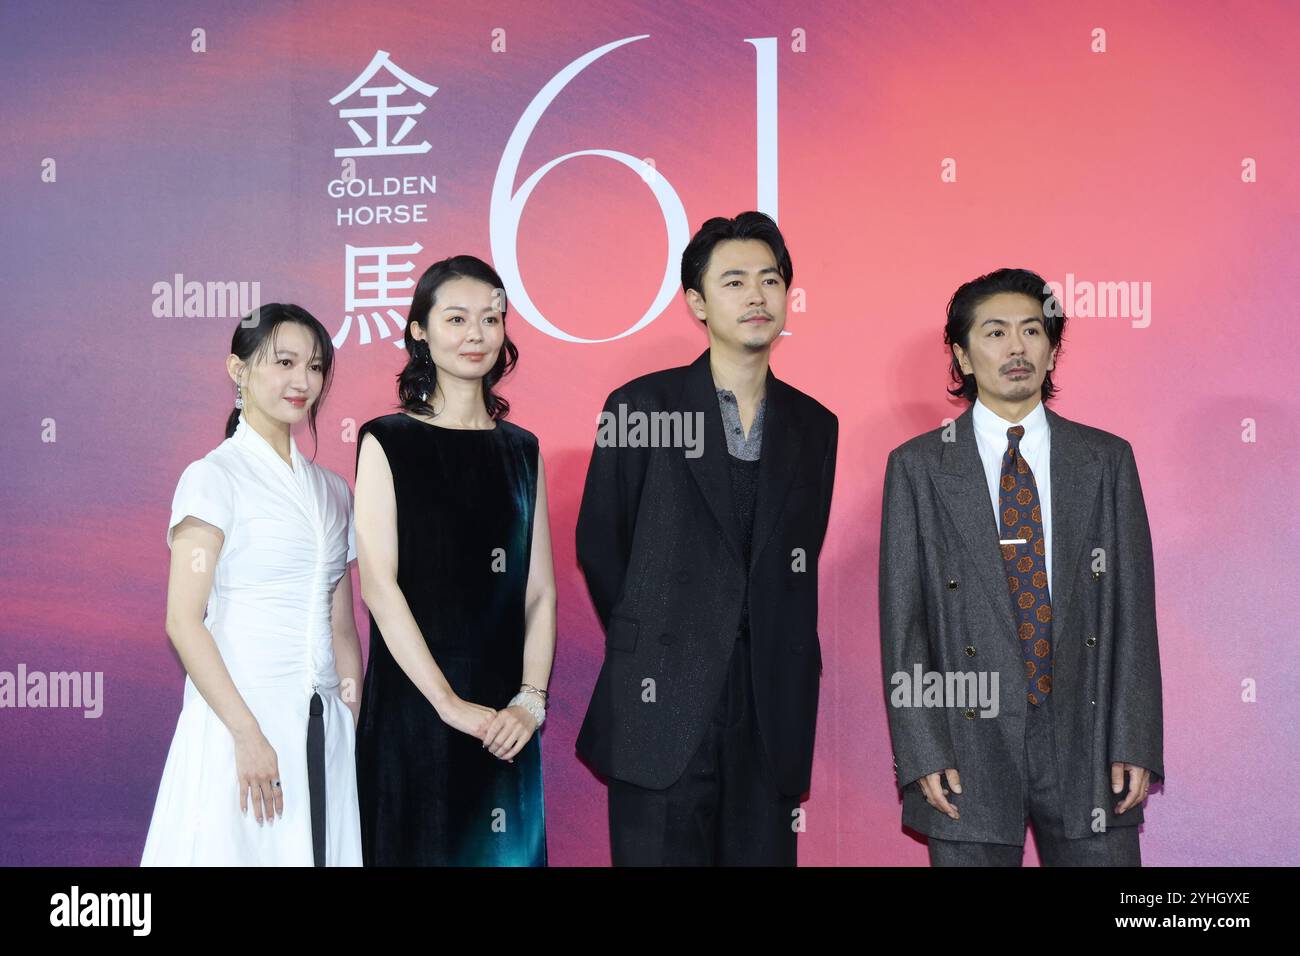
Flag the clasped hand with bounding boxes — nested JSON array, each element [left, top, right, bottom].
[[439, 696, 537, 762]]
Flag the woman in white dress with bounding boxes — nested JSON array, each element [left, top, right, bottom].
[[142, 304, 363, 866]]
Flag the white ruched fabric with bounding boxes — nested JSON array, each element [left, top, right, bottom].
[[141, 414, 362, 866]]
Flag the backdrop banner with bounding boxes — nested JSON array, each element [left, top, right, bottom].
[[2, 0, 1297, 866]]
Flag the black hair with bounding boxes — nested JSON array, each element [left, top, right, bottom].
[[224, 303, 334, 456], [943, 267, 1067, 403], [680, 211, 793, 313], [396, 255, 517, 420]]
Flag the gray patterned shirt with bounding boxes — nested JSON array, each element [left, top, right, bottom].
[[716, 388, 765, 460]]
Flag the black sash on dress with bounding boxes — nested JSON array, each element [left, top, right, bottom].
[[307, 691, 326, 866]]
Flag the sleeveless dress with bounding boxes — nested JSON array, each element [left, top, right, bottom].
[[354, 413, 546, 866], [142, 414, 363, 866]]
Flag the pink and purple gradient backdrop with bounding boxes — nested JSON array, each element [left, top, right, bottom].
[[2, 0, 1297, 865]]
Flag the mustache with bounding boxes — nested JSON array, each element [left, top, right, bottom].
[[1002, 361, 1035, 373]]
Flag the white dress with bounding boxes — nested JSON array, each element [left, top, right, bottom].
[[141, 414, 363, 866]]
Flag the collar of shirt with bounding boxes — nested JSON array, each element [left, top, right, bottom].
[[972, 396, 1048, 462], [233, 413, 303, 476], [970, 396, 1054, 592], [716, 388, 765, 460]]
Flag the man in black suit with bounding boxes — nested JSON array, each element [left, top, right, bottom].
[[879, 267, 1163, 866], [575, 211, 838, 866]]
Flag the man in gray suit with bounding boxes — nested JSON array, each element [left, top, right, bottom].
[[879, 267, 1163, 866]]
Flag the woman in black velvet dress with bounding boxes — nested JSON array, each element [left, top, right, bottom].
[[353, 255, 556, 866]]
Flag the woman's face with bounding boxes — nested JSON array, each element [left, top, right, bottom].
[[231, 321, 324, 427], [413, 276, 505, 381]]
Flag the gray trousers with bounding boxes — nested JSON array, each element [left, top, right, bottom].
[[928, 693, 1142, 867]]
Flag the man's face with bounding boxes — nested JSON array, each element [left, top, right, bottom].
[[687, 238, 787, 352], [952, 292, 1057, 406]]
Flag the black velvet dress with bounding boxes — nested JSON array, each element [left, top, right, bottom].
[[354, 413, 545, 866]]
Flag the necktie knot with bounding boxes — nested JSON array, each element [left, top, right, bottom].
[[1007, 425, 1026, 446]]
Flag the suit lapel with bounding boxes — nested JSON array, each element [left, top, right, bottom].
[[682, 350, 745, 568], [750, 372, 802, 571], [1044, 408, 1100, 638], [932, 406, 1019, 641]]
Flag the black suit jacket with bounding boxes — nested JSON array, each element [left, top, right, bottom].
[[575, 349, 838, 795]]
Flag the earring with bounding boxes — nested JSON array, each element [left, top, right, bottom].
[[234, 383, 244, 409], [415, 341, 434, 403]]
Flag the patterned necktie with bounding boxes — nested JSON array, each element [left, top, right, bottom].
[[998, 425, 1053, 704]]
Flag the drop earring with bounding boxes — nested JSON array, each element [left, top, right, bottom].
[[234, 383, 244, 409], [417, 341, 433, 403]]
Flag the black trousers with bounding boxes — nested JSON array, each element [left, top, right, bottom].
[[928, 692, 1142, 867], [607, 633, 799, 866]]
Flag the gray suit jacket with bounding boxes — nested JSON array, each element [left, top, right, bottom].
[[879, 404, 1163, 844]]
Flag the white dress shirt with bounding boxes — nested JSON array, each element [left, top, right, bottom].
[[971, 397, 1053, 595]]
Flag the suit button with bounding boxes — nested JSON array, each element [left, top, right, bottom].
[[676, 570, 690, 584], [658, 631, 675, 646], [1085, 635, 1097, 647], [963, 708, 976, 720], [947, 579, 959, 590], [964, 645, 976, 657]]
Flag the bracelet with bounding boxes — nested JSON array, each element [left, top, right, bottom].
[[508, 692, 546, 728], [519, 683, 549, 701]]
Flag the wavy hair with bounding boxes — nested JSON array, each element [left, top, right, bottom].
[[396, 255, 517, 420]]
